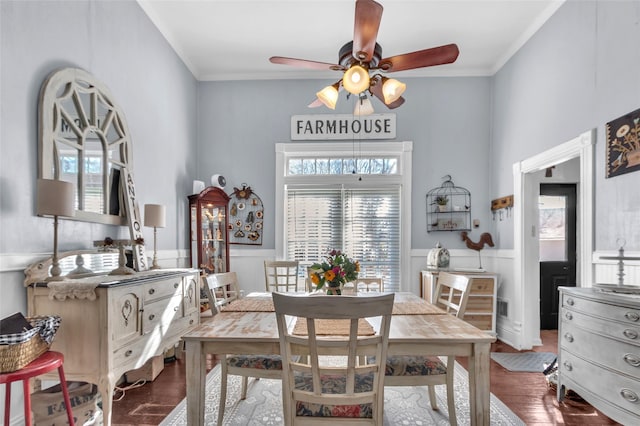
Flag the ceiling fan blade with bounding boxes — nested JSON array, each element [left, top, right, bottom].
[[270, 56, 345, 71], [369, 75, 405, 109], [377, 43, 460, 72], [352, 0, 383, 62]]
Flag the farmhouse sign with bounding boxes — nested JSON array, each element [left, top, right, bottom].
[[291, 114, 396, 140]]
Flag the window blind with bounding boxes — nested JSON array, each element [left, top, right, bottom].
[[286, 186, 401, 292]]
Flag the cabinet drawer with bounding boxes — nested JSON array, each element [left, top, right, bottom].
[[113, 337, 155, 372], [560, 351, 640, 416], [561, 307, 640, 346], [142, 295, 183, 335], [466, 296, 493, 313], [561, 320, 640, 379], [143, 277, 182, 302], [470, 278, 494, 294], [562, 293, 640, 325]]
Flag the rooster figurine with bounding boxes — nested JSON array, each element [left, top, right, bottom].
[[460, 231, 494, 269]]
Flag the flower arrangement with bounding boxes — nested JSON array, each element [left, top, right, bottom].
[[310, 249, 360, 295]]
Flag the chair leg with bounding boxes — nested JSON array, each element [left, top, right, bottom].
[[22, 379, 32, 426], [57, 366, 75, 426], [240, 376, 249, 400], [4, 383, 11, 426], [446, 374, 457, 426], [217, 361, 228, 426], [427, 385, 438, 410]]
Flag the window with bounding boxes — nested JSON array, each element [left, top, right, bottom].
[[276, 142, 412, 292]]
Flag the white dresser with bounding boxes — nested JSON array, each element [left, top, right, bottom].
[[558, 287, 640, 424], [27, 269, 200, 425]]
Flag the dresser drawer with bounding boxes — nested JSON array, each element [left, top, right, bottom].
[[112, 337, 153, 372], [142, 295, 183, 335], [561, 307, 640, 346], [561, 351, 640, 416], [143, 277, 182, 302], [561, 320, 640, 379], [562, 293, 640, 325]]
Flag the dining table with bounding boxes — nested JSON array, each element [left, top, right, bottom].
[[182, 291, 496, 425]]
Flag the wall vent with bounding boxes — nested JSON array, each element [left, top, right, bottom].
[[497, 298, 509, 318]]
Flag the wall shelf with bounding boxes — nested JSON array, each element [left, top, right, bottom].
[[426, 176, 471, 232]]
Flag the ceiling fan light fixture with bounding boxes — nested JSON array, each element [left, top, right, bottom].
[[316, 83, 340, 110], [381, 77, 406, 104], [354, 94, 374, 116], [343, 65, 370, 95]]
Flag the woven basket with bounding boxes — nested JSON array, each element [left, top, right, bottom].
[[0, 316, 60, 373]]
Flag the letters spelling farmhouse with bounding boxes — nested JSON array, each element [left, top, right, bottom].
[[291, 114, 396, 140]]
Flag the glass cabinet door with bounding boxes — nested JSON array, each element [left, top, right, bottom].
[[188, 187, 230, 274]]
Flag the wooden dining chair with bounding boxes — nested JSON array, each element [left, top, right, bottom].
[[355, 277, 384, 293], [204, 272, 283, 426], [381, 272, 471, 426], [264, 260, 300, 292], [273, 292, 395, 426]]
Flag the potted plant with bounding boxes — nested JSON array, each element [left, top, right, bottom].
[[435, 195, 449, 212]]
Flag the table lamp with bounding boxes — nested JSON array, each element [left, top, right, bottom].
[[144, 204, 166, 269], [37, 179, 75, 281]]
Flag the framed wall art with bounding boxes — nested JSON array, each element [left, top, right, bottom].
[[606, 107, 640, 178], [228, 184, 263, 245]]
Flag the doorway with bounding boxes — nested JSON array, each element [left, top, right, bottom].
[[513, 129, 594, 349], [539, 184, 577, 329]]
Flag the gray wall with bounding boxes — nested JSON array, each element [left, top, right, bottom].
[[197, 77, 493, 251], [0, 0, 197, 312], [491, 0, 640, 250]]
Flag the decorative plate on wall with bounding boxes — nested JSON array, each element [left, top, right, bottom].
[[228, 184, 263, 245]]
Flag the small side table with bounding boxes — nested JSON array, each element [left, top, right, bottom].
[[0, 351, 75, 426]]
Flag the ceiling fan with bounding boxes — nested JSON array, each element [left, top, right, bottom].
[[269, 0, 459, 111]]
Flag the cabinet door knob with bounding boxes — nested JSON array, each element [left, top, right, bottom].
[[148, 314, 155, 321], [565, 298, 574, 306], [148, 288, 155, 295], [625, 311, 640, 322], [620, 388, 639, 403], [174, 282, 179, 289], [125, 350, 133, 357], [565, 312, 573, 320], [174, 305, 179, 312], [623, 329, 639, 340], [189, 319, 194, 325], [564, 333, 574, 343], [623, 353, 640, 368], [563, 361, 572, 371]]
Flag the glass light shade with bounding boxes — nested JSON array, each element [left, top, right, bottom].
[[343, 65, 370, 95], [354, 95, 374, 116], [382, 77, 406, 104], [37, 179, 75, 217], [144, 204, 166, 228], [316, 84, 339, 109]]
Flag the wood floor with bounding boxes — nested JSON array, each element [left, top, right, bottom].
[[111, 330, 620, 426]]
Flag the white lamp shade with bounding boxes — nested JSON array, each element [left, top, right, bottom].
[[354, 95, 374, 116], [37, 179, 75, 217], [342, 65, 370, 95], [144, 204, 166, 228], [382, 78, 406, 104], [316, 84, 339, 110]]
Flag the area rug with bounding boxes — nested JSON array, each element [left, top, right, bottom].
[[161, 361, 524, 425], [491, 352, 557, 373]]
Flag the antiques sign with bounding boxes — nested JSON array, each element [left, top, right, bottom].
[[291, 114, 396, 140]]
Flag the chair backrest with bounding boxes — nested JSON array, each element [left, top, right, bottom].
[[272, 292, 395, 424], [433, 272, 471, 318], [354, 277, 384, 293], [203, 272, 240, 315], [264, 260, 299, 292]]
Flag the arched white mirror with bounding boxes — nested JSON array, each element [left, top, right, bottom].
[[38, 68, 133, 225]]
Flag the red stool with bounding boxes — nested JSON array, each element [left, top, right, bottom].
[[0, 351, 75, 426]]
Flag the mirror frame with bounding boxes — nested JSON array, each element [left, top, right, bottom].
[[38, 68, 133, 225]]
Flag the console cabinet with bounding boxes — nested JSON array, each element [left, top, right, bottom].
[[558, 287, 640, 425], [421, 270, 497, 334], [27, 269, 200, 425]]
